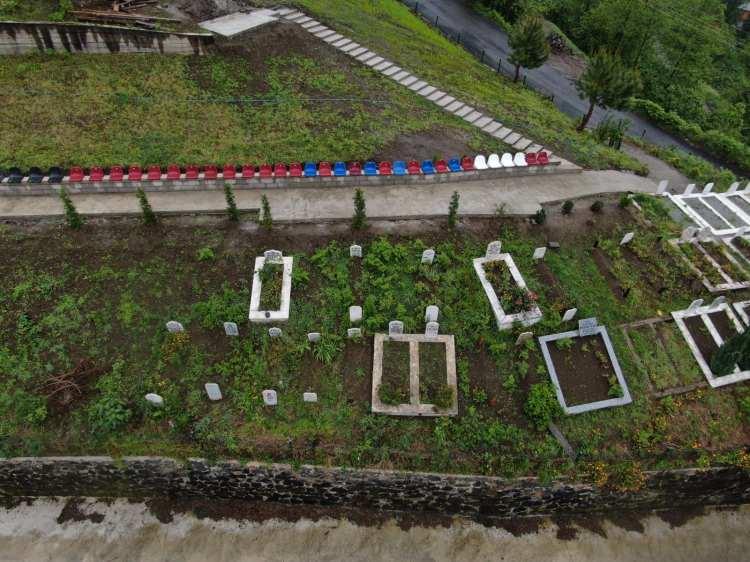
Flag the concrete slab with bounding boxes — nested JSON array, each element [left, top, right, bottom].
[[199, 9, 278, 36], [473, 116, 493, 128], [504, 132, 522, 145], [339, 42, 361, 53], [463, 111, 483, 124], [382, 66, 402, 77], [365, 56, 384, 67], [373, 60, 393, 71], [427, 91, 447, 102], [331, 38, 351, 48], [482, 121, 503, 134], [322, 33, 344, 43], [349, 47, 368, 57], [275, 8, 297, 16], [399, 75, 419, 87], [493, 127, 512, 140], [308, 25, 328, 33], [315, 29, 336, 39], [408, 80, 428, 91], [526, 144, 544, 153], [445, 100, 465, 113], [417, 85, 437, 96], [301, 20, 320, 29], [514, 138, 533, 151], [357, 51, 378, 63], [435, 95, 456, 108], [392, 70, 410, 82], [453, 105, 474, 118], [292, 15, 312, 24]]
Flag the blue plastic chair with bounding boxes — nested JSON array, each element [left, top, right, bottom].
[[7, 167, 22, 184], [28, 167, 44, 183], [448, 158, 461, 172], [333, 161, 347, 176], [47, 167, 64, 184], [393, 160, 407, 176], [303, 162, 317, 177], [364, 161, 378, 176], [421, 159, 436, 174]]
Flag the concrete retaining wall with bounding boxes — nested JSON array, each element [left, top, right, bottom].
[[1, 457, 748, 517], [0, 21, 213, 55]]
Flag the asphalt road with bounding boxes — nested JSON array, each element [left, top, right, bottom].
[[407, 0, 720, 165]]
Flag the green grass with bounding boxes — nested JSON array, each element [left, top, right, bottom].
[[0, 0, 62, 20]]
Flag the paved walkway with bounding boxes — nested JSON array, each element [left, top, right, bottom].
[[0, 171, 655, 220]]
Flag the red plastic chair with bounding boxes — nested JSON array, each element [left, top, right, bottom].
[[241, 165, 255, 179], [127, 165, 142, 181], [525, 152, 538, 166], [109, 166, 124, 181], [273, 163, 288, 177], [166, 164, 181, 180], [318, 161, 333, 176], [289, 162, 303, 177], [203, 165, 218, 180], [407, 160, 421, 175], [69, 167, 84, 182], [378, 161, 393, 175], [460, 156, 474, 171], [348, 161, 362, 176], [147, 165, 162, 180], [259, 164, 273, 178], [185, 165, 200, 179], [537, 151, 549, 166], [223, 164, 236, 179], [89, 166, 104, 181], [435, 159, 449, 173]]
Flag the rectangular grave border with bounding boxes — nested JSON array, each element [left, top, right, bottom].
[[538, 326, 632, 415], [664, 190, 750, 237], [672, 302, 750, 388], [733, 300, 750, 325], [724, 234, 750, 268], [248, 255, 293, 323], [371, 333, 457, 417], [473, 253, 542, 331], [668, 238, 750, 293]]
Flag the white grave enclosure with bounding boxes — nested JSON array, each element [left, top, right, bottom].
[[249, 251, 294, 323], [664, 184, 750, 237], [669, 237, 750, 293]]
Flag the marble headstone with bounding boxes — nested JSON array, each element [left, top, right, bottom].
[[145, 393, 164, 406], [578, 317, 598, 337], [166, 321, 184, 333], [562, 308, 578, 322], [262, 389, 278, 406], [204, 383, 222, 401], [223, 321, 239, 337], [350, 244, 362, 258], [421, 249, 435, 265]]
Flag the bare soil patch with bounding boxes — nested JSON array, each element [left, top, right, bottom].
[[546, 334, 616, 406], [684, 316, 720, 364]]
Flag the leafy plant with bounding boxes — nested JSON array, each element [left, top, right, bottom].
[[524, 382, 561, 430], [532, 208, 546, 224], [448, 191, 460, 229], [136, 188, 157, 225], [590, 200, 604, 213], [59, 187, 82, 229], [224, 183, 239, 221], [562, 200, 574, 215], [259, 195, 273, 229], [352, 188, 366, 230], [197, 247, 215, 262]]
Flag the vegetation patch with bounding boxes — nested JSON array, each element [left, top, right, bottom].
[[379, 340, 411, 406], [418, 342, 452, 409], [258, 262, 284, 311]]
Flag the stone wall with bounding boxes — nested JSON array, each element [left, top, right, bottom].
[[0, 21, 213, 55], [1, 457, 749, 517]]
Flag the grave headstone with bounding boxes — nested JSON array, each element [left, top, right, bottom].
[[684, 183, 695, 195], [166, 321, 184, 333], [303, 392, 318, 403], [307, 332, 321, 343], [347, 327, 362, 339], [532, 247, 547, 260], [515, 331, 533, 345], [485, 241, 502, 259], [620, 232, 635, 246], [562, 308, 578, 322], [710, 296, 726, 309], [421, 249, 435, 265], [697, 227, 712, 242], [702, 182, 714, 194], [268, 327, 282, 338], [349, 305, 363, 324], [424, 305, 439, 324], [388, 320, 404, 336], [425, 322, 439, 337], [656, 180, 669, 195], [728, 182, 740, 194], [204, 383, 222, 401], [350, 244, 362, 258], [578, 317, 598, 337], [264, 249, 283, 263], [548, 241, 561, 250], [223, 322, 239, 337], [680, 226, 697, 241], [688, 298, 704, 311], [262, 389, 277, 406], [145, 393, 164, 406]]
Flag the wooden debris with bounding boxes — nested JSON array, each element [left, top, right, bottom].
[[72, 9, 180, 24]]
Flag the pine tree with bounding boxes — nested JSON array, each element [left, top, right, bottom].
[[259, 194, 273, 229], [508, 16, 550, 82], [711, 329, 750, 377], [447, 191, 460, 229], [136, 188, 157, 225], [59, 188, 83, 229], [575, 50, 641, 131], [224, 183, 239, 221], [352, 188, 366, 230]]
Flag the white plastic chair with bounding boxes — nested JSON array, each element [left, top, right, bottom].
[[514, 152, 528, 167], [487, 153, 502, 168], [474, 154, 489, 170], [500, 153, 514, 167]]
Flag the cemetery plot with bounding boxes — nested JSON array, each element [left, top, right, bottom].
[[665, 189, 750, 237], [539, 320, 632, 415], [733, 300, 750, 325], [249, 251, 294, 323], [672, 302, 750, 388], [670, 238, 750, 292], [372, 334, 457, 416], [725, 235, 750, 265]]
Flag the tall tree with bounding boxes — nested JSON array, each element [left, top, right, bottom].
[[508, 16, 550, 82], [575, 50, 641, 131]]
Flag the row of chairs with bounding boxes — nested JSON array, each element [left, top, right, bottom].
[[0, 152, 551, 184]]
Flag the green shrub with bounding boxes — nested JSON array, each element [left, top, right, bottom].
[[532, 208, 546, 224], [224, 183, 239, 221], [352, 188, 366, 230], [590, 200, 604, 213], [524, 382, 561, 430], [59, 187, 83, 229], [562, 200, 574, 214], [197, 247, 215, 262], [259, 195, 272, 229], [618, 193, 632, 208], [448, 191, 459, 229], [136, 188, 157, 225]]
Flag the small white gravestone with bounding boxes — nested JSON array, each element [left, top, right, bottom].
[[303, 392, 318, 403], [145, 393, 164, 406], [388, 320, 404, 336], [425, 305, 439, 323], [562, 308, 578, 322], [350, 244, 362, 258], [702, 182, 714, 194], [486, 241, 502, 259], [684, 184, 695, 195], [204, 383, 222, 401], [264, 249, 283, 263], [688, 299, 704, 311], [710, 296, 726, 309], [307, 332, 322, 343], [166, 321, 184, 333], [578, 317, 598, 337], [223, 322, 239, 337], [680, 226, 697, 241], [656, 180, 669, 194], [349, 305, 363, 324], [425, 322, 439, 337], [262, 389, 277, 406], [421, 249, 435, 264], [515, 331, 533, 346], [532, 247, 547, 261], [620, 232, 634, 246], [347, 327, 362, 339], [268, 327, 282, 337], [728, 182, 740, 194]]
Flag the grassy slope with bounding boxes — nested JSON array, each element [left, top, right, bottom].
[[293, 0, 645, 173]]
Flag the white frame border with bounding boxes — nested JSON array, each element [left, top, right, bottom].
[[248, 256, 293, 323]]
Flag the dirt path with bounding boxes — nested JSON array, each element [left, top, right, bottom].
[[622, 143, 691, 187]]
